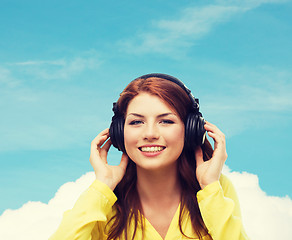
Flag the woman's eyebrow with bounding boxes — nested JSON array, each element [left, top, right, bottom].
[[127, 113, 176, 118], [157, 113, 176, 118], [127, 113, 144, 118]]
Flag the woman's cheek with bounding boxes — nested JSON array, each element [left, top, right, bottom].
[[165, 126, 184, 143], [124, 127, 139, 149]]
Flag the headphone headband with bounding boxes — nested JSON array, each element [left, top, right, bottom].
[[137, 73, 200, 111]]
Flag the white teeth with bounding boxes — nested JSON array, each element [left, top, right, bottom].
[[140, 146, 164, 152]]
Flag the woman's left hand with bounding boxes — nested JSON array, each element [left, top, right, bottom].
[[195, 121, 228, 189]]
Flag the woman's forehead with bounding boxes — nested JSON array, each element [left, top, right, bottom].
[[126, 93, 179, 117]]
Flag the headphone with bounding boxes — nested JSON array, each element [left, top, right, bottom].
[[109, 73, 206, 153]]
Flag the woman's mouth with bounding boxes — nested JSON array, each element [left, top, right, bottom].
[[139, 146, 165, 153]]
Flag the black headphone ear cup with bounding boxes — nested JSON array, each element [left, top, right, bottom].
[[185, 112, 206, 148], [196, 115, 206, 146], [109, 115, 126, 152]]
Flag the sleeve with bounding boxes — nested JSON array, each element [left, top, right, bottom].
[[49, 179, 117, 240], [197, 174, 249, 240]]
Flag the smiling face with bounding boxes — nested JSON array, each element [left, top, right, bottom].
[[124, 93, 185, 172]]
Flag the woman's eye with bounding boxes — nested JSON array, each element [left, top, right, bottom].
[[129, 120, 143, 125], [161, 119, 174, 124]]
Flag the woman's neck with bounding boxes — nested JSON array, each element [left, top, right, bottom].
[[136, 164, 181, 205]]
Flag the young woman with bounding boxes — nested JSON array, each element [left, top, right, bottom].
[[49, 74, 249, 240]]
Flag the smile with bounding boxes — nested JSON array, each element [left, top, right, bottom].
[[139, 146, 165, 153]]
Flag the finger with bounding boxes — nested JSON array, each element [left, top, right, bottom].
[[204, 122, 225, 144], [92, 128, 109, 145], [100, 139, 112, 162], [95, 128, 109, 137], [119, 153, 129, 171], [90, 129, 109, 158], [90, 136, 106, 158], [195, 146, 204, 166], [204, 122, 223, 135], [207, 130, 228, 161], [207, 131, 225, 145], [91, 129, 109, 151]]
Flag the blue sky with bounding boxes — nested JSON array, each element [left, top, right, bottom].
[[0, 0, 291, 215]]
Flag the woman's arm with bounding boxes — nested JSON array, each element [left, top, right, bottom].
[[49, 129, 128, 239], [49, 179, 117, 240], [195, 122, 249, 239], [197, 174, 249, 240]]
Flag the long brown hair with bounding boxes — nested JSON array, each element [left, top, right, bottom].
[[107, 77, 213, 239]]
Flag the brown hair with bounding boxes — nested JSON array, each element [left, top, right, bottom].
[[107, 77, 213, 239]]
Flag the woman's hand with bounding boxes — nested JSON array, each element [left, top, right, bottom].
[[89, 128, 129, 190], [195, 122, 228, 189]]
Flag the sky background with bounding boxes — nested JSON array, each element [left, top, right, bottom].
[[0, 0, 292, 239]]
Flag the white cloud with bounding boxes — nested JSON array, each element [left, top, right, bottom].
[[0, 85, 110, 151], [156, 5, 240, 36], [0, 169, 291, 240], [4, 49, 103, 82], [0, 172, 96, 240], [198, 64, 292, 137], [215, 0, 289, 9], [203, 84, 292, 136], [223, 166, 292, 240], [12, 60, 67, 66], [0, 67, 20, 88], [119, 5, 241, 56], [0, 53, 109, 152], [119, 5, 242, 55], [10, 56, 101, 80], [119, 0, 289, 55]]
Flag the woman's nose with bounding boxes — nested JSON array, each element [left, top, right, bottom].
[[143, 123, 159, 140]]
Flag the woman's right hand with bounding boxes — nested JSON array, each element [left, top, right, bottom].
[[89, 128, 129, 190]]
